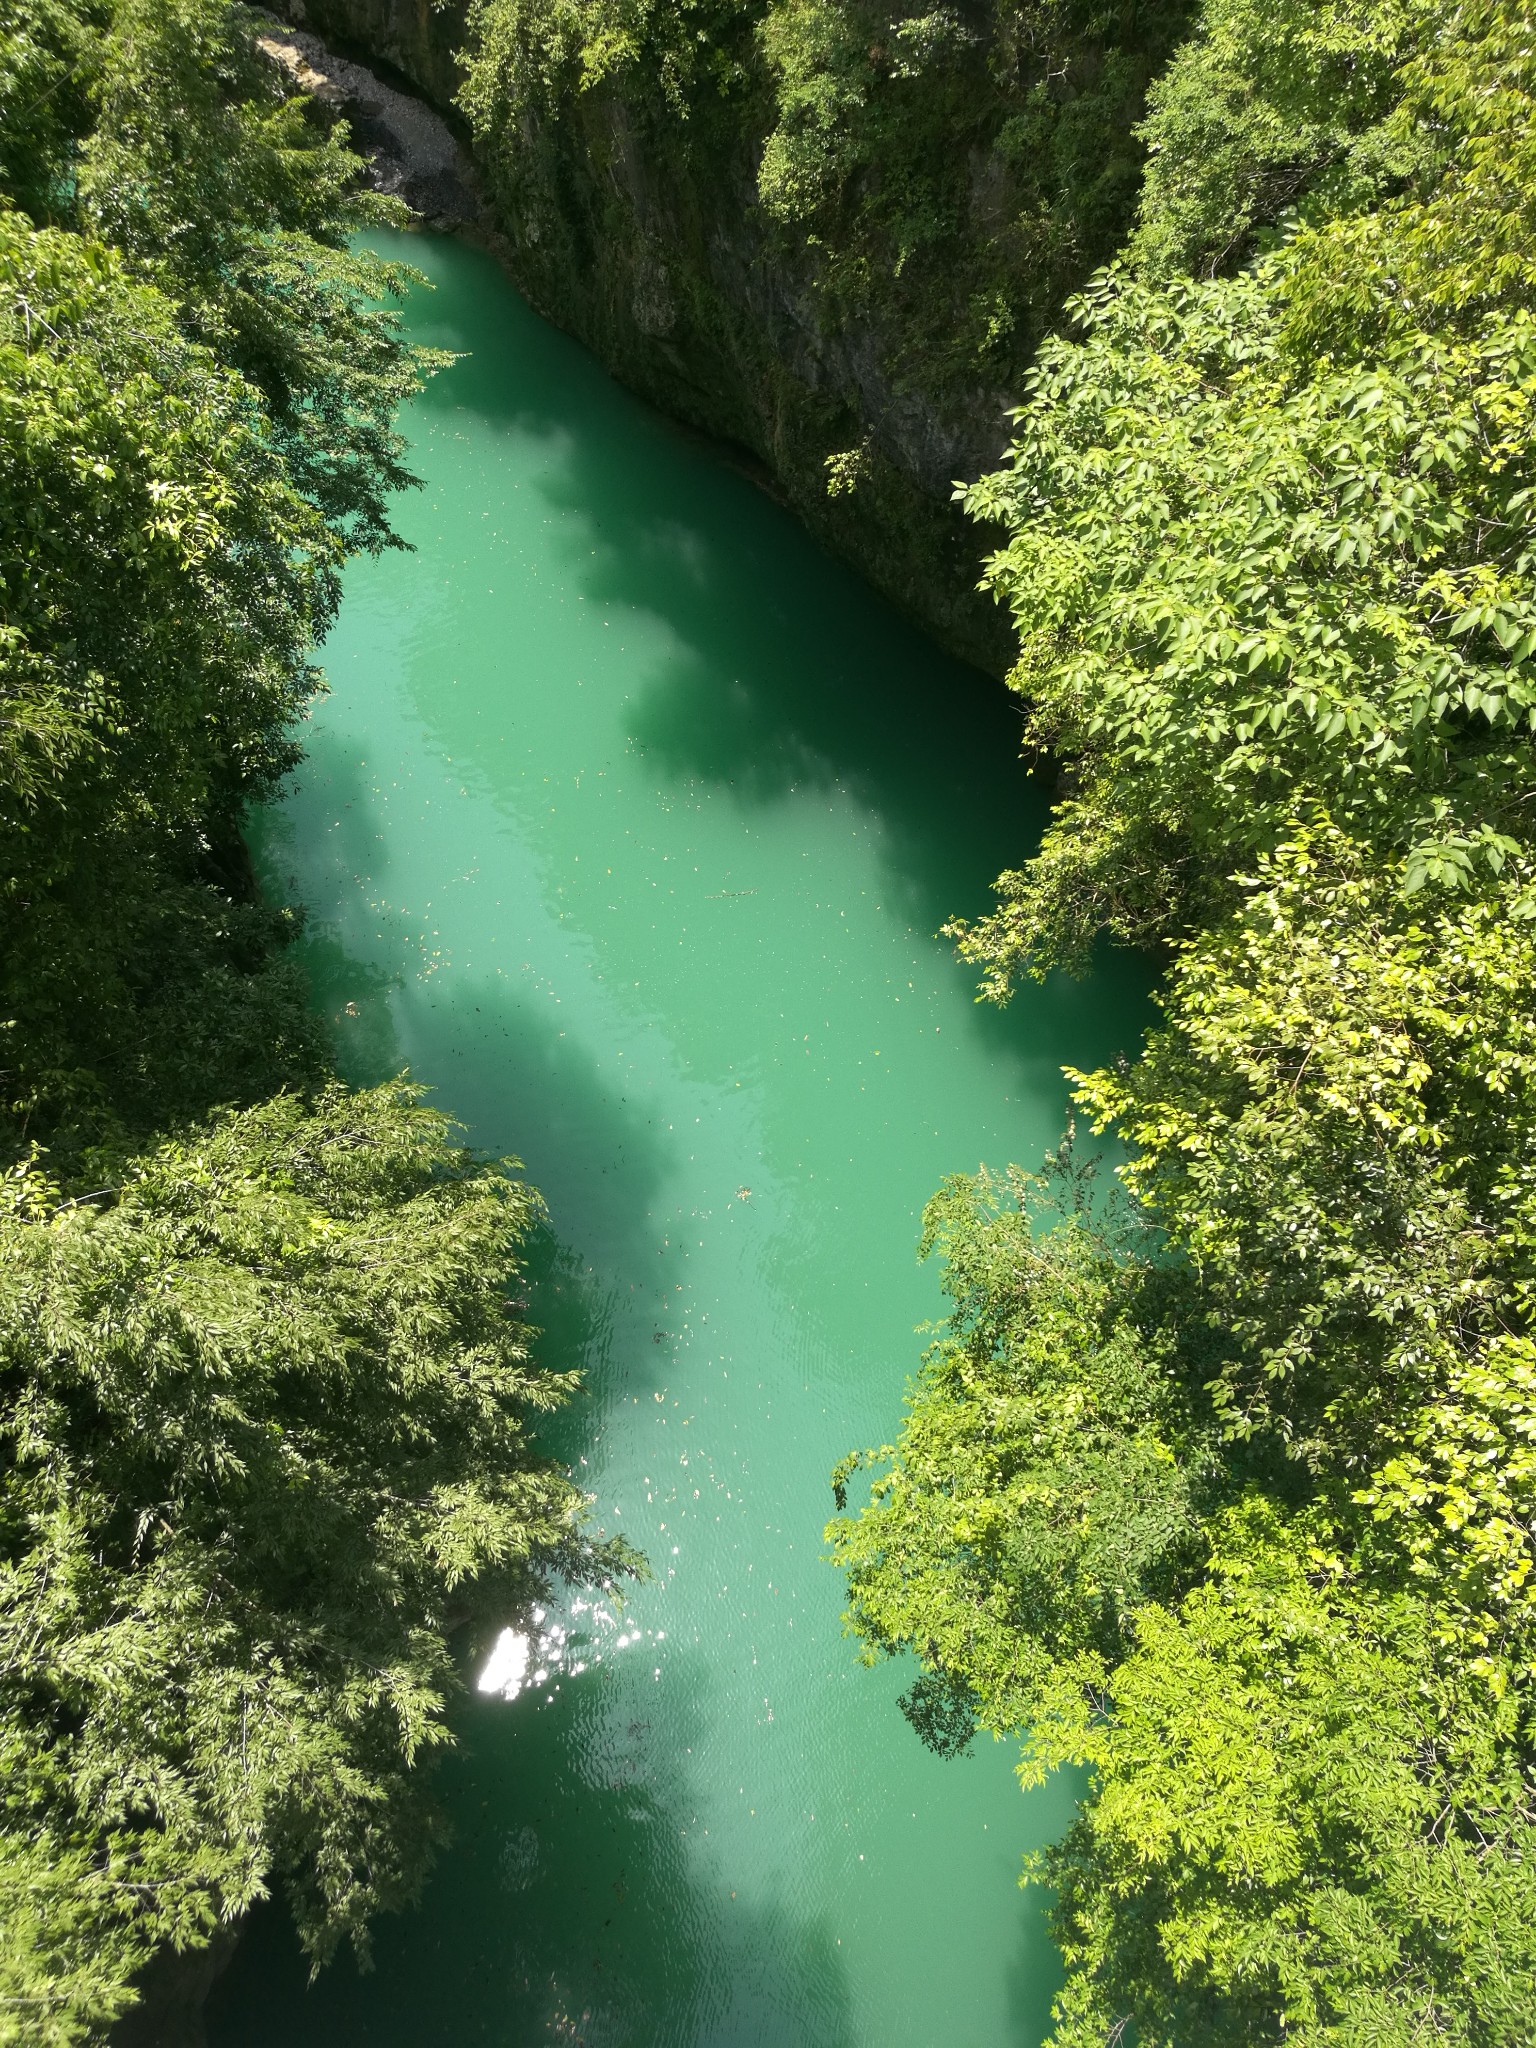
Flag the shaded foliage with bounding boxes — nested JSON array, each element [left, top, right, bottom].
[[0, 0, 443, 1165]]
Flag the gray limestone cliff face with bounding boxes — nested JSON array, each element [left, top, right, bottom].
[[274, 0, 1017, 673]]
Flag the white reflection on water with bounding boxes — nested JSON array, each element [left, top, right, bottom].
[[476, 1596, 667, 1701], [476, 1627, 531, 1698]]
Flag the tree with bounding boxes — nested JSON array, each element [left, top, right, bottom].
[[0, 1085, 633, 2046], [1127, 0, 1440, 280], [0, 8, 628, 2036], [951, 268, 1536, 984], [1040, 1516, 1536, 2048], [0, 2, 444, 1163]]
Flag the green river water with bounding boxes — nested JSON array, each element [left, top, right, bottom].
[[206, 228, 1146, 2048]]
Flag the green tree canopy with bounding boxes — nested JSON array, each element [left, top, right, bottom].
[[0, 1086, 629, 2044], [0, 0, 444, 1163], [834, 3, 1536, 2040]]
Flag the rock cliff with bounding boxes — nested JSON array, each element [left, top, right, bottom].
[[275, 0, 1181, 672]]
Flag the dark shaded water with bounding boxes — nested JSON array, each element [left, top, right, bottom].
[[207, 229, 1146, 2048]]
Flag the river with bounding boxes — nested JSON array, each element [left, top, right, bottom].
[[206, 228, 1145, 2048]]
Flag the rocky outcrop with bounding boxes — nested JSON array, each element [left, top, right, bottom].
[[271, 0, 1023, 672], [256, 12, 484, 230], [278, 0, 471, 115]]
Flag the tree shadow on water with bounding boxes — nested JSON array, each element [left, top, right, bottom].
[[249, 767, 690, 1526], [393, 232, 1048, 949], [386, 235, 1151, 1088], [256, 740, 680, 1340], [206, 1645, 857, 2048]]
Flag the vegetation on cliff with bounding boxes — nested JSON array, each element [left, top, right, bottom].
[[466, 0, 1192, 398], [0, 5, 623, 2038], [831, 1, 1536, 2040], [451, 0, 1206, 665]]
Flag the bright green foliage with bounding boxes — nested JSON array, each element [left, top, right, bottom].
[[834, 0, 1536, 2039], [952, 0, 1536, 990], [1075, 827, 1536, 1654], [754, 0, 868, 224], [955, 273, 1536, 983], [1042, 1518, 1536, 2047], [835, 1150, 1536, 2040], [0, 1086, 625, 2043], [0, 212, 327, 861], [1128, 0, 1438, 278], [1285, 0, 1536, 350]]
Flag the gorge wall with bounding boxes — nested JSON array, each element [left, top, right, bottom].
[[279, 0, 1189, 673]]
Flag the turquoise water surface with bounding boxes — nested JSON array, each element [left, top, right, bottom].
[[207, 228, 1145, 2048]]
